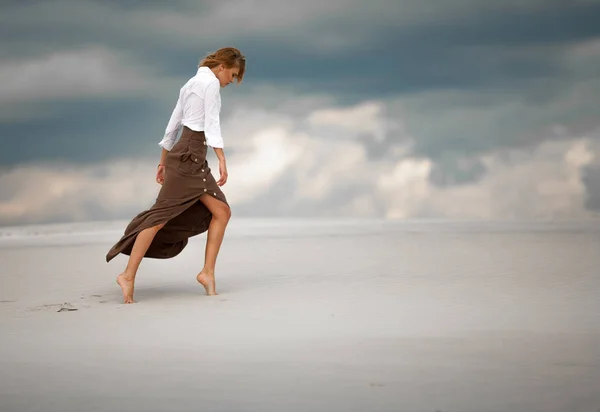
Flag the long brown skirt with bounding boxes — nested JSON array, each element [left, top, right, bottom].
[[105, 126, 228, 262]]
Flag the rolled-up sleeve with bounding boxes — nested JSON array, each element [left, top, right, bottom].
[[204, 79, 224, 148], [158, 89, 184, 151]]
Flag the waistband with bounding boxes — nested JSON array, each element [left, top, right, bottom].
[[180, 126, 206, 140]]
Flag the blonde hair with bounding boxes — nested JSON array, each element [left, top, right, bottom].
[[199, 47, 246, 83]]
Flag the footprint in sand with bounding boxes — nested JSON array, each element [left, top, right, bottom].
[[90, 294, 112, 304], [80, 293, 116, 305], [27, 302, 79, 313], [27, 293, 115, 313]]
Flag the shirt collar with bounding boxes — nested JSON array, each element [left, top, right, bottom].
[[197, 66, 216, 77]]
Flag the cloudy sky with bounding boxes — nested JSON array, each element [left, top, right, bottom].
[[1, 0, 599, 226]]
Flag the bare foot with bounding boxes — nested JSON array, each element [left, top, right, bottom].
[[196, 271, 218, 295], [116, 273, 135, 304]]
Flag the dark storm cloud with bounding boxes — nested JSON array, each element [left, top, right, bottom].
[[2, 1, 599, 92], [428, 155, 487, 188], [0, 99, 166, 167], [0, 0, 599, 173], [2, 1, 598, 92], [582, 165, 600, 211], [357, 132, 398, 161]]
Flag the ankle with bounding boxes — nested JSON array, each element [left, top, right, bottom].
[[122, 270, 136, 280], [200, 268, 215, 276]]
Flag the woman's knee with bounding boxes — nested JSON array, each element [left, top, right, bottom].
[[199, 194, 231, 221], [215, 203, 231, 221], [222, 204, 232, 221]]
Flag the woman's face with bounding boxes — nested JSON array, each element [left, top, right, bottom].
[[216, 64, 240, 87]]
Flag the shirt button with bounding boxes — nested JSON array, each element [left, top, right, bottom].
[[204, 189, 207, 192], [203, 178, 206, 182], [201, 169, 205, 172]]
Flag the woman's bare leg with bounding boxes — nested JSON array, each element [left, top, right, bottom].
[[196, 195, 231, 295], [116, 222, 165, 304]]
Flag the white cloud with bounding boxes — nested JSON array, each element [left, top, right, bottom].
[[0, 1, 598, 226], [225, 127, 304, 204], [0, 160, 160, 225], [307, 101, 391, 141], [377, 158, 433, 219], [1, 100, 598, 226], [293, 139, 368, 201], [415, 138, 597, 220]]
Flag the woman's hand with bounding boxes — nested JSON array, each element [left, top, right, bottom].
[[156, 164, 165, 185], [217, 160, 228, 186]]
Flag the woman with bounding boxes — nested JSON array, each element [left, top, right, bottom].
[[106, 47, 246, 304]]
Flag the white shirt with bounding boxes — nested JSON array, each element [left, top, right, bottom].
[[158, 66, 224, 150]]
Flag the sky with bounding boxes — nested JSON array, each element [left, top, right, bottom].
[[1, 0, 600, 226]]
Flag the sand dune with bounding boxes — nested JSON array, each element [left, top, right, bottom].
[[1, 218, 599, 412]]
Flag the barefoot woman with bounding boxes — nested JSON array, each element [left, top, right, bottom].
[[106, 47, 246, 303]]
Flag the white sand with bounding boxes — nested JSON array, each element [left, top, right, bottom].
[[1, 218, 599, 412]]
